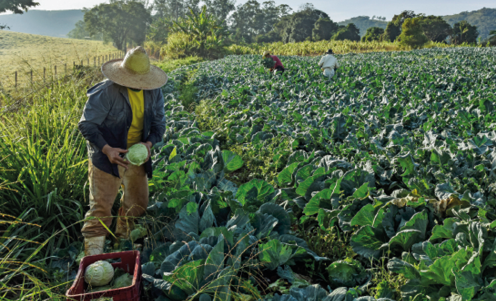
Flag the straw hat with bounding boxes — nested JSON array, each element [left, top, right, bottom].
[[101, 46, 167, 90], [263, 51, 271, 57]]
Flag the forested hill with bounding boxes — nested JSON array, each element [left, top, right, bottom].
[[0, 10, 83, 38], [338, 17, 388, 37], [338, 8, 496, 40], [442, 7, 496, 41]]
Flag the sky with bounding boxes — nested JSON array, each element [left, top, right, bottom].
[[14, 0, 496, 22]]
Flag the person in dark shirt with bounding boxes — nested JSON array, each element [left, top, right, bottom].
[[263, 51, 284, 74], [78, 46, 167, 256]]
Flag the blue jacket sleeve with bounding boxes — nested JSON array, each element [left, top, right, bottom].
[[145, 89, 166, 146], [78, 84, 111, 151]]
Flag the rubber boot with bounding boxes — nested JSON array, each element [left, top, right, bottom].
[[84, 236, 105, 256]]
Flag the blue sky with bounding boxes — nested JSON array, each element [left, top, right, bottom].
[[18, 0, 496, 22]]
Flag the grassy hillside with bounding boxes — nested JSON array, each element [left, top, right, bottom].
[[442, 7, 496, 41], [0, 9, 83, 38], [0, 31, 119, 89], [338, 16, 388, 37]]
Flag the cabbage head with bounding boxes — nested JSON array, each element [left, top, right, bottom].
[[84, 260, 114, 286], [113, 273, 133, 288], [125, 143, 148, 166]]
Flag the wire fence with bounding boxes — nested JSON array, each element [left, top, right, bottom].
[[0, 51, 125, 93]]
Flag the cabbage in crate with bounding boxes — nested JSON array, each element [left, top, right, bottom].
[[84, 260, 114, 286], [125, 143, 148, 166]]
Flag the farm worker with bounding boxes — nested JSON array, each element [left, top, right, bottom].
[[263, 51, 285, 74], [318, 49, 339, 79], [78, 46, 167, 256]]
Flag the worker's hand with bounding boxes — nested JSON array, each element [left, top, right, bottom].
[[139, 141, 153, 163], [102, 145, 129, 169]]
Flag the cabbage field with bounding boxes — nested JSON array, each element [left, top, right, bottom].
[[134, 47, 496, 301]]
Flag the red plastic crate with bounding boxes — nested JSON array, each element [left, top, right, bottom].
[[66, 250, 142, 301]]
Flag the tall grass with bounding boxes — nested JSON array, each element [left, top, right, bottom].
[[0, 71, 102, 248], [227, 40, 460, 56]]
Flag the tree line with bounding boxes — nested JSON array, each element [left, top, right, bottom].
[[62, 0, 495, 54], [363, 10, 485, 48]]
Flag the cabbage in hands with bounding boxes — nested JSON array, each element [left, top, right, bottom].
[[125, 143, 148, 166], [84, 260, 114, 286]]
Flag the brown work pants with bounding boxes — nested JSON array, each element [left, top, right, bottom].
[[81, 160, 149, 238]]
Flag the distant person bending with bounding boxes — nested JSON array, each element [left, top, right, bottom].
[[318, 49, 339, 80], [263, 51, 284, 74]]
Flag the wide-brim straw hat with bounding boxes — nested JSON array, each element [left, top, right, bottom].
[[102, 46, 167, 90], [262, 51, 271, 57]]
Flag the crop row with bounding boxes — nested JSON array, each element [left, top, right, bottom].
[[143, 47, 496, 300]]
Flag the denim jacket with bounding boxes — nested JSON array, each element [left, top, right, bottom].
[[78, 80, 166, 179]]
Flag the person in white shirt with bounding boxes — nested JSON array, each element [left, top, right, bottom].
[[318, 49, 339, 80]]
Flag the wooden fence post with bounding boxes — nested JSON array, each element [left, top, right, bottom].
[[81, 60, 83, 66], [94, 57, 96, 66], [15, 71, 17, 89], [43, 67, 46, 83], [65, 63, 67, 74], [55, 65, 57, 77], [73, 61, 75, 71], [30, 70, 33, 85]]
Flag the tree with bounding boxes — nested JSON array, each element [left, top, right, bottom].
[[361, 27, 384, 42], [147, 17, 172, 43], [339, 16, 387, 38], [312, 18, 339, 41], [67, 20, 103, 40], [392, 11, 418, 26], [332, 23, 360, 41], [153, 0, 199, 21], [254, 31, 281, 43], [442, 8, 496, 43], [417, 15, 451, 42], [229, 0, 291, 43], [84, 1, 151, 52], [450, 20, 478, 45], [382, 10, 419, 42], [398, 18, 428, 49], [204, 0, 235, 22], [0, 0, 39, 29], [382, 22, 400, 42], [170, 5, 227, 55], [298, 2, 315, 11], [229, 0, 263, 43], [275, 6, 329, 43]]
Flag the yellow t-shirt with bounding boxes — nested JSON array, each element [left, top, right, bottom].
[[127, 88, 145, 147]]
